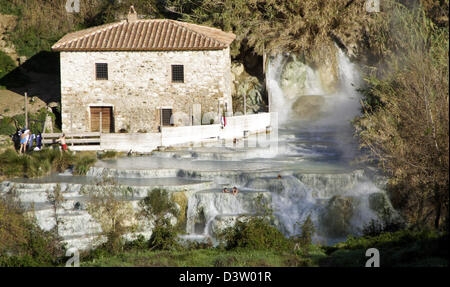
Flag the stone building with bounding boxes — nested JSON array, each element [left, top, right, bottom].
[[52, 10, 235, 133]]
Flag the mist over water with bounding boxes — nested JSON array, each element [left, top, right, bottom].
[[176, 48, 390, 244], [262, 48, 386, 243], [1, 48, 398, 250], [268, 48, 362, 127]]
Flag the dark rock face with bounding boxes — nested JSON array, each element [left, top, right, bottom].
[[291, 95, 326, 121]]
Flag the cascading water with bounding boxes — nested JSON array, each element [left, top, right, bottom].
[[0, 47, 400, 250], [267, 47, 362, 126], [260, 47, 394, 243]]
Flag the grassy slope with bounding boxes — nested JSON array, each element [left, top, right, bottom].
[[81, 231, 448, 267], [81, 249, 323, 267]]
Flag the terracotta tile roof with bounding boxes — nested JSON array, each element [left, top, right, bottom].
[[52, 19, 235, 51]]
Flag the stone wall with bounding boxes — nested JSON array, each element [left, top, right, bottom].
[[60, 48, 233, 133]]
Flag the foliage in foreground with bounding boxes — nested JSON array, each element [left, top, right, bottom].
[[0, 148, 97, 178], [218, 194, 292, 251], [139, 188, 181, 251], [354, 2, 449, 229], [219, 217, 292, 251], [0, 194, 65, 267], [80, 229, 448, 267], [81, 177, 138, 254], [322, 230, 448, 267]]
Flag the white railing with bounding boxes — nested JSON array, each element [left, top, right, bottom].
[[57, 113, 273, 152]]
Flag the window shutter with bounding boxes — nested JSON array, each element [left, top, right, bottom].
[[96, 63, 108, 80], [162, 109, 173, 126], [171, 65, 184, 83]]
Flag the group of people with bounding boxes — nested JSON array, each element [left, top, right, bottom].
[[12, 129, 68, 154], [12, 129, 42, 154], [222, 186, 239, 195]]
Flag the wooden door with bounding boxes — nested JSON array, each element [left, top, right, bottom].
[[161, 108, 173, 126], [90, 107, 113, 133]]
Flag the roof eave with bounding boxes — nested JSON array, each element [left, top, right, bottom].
[[52, 47, 230, 52]]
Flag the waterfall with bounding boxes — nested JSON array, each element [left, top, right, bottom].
[[266, 54, 290, 124], [261, 47, 386, 243], [270, 176, 317, 236], [2, 47, 398, 250], [179, 48, 393, 244], [267, 47, 362, 126]]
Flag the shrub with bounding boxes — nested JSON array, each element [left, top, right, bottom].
[[51, 151, 76, 172], [81, 177, 138, 254], [123, 235, 148, 250], [139, 188, 179, 224], [139, 189, 181, 251], [0, 196, 64, 266], [220, 216, 292, 251], [219, 194, 291, 251], [0, 108, 49, 136], [0, 148, 97, 179], [322, 230, 449, 267], [354, 2, 449, 229], [0, 117, 17, 136], [0, 149, 50, 178], [362, 217, 404, 237], [0, 51, 16, 79], [0, 0, 22, 15], [97, 150, 117, 160], [171, 192, 188, 231], [293, 214, 316, 251], [148, 219, 181, 251], [73, 154, 96, 175]]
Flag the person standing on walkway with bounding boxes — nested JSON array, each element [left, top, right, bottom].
[[19, 130, 29, 154], [56, 133, 68, 152], [34, 132, 42, 151], [28, 133, 35, 151]]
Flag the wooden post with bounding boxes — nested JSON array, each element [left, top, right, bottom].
[[244, 93, 247, 115], [262, 44, 269, 113], [24, 92, 28, 129], [263, 44, 266, 75], [99, 111, 102, 134], [217, 101, 220, 123], [159, 108, 163, 146], [160, 108, 163, 131], [70, 113, 74, 147]]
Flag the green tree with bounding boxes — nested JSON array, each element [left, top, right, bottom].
[[81, 177, 138, 253], [354, 2, 449, 229], [170, 0, 373, 62], [297, 215, 315, 247], [0, 51, 16, 79], [138, 188, 180, 250]]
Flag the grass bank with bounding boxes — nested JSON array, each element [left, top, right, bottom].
[[79, 230, 448, 267], [81, 248, 322, 267], [0, 148, 97, 179]]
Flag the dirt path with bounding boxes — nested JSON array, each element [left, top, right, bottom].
[[0, 89, 46, 118]]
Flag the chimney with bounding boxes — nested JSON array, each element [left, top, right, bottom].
[[127, 5, 138, 22]]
